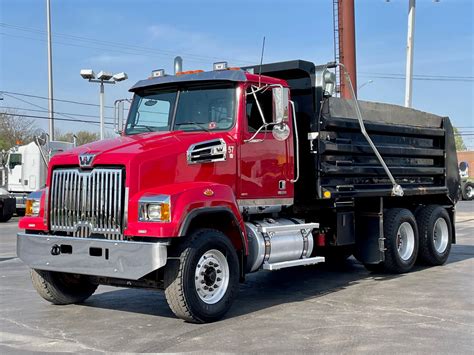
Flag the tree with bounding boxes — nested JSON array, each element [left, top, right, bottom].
[[454, 127, 467, 151], [56, 130, 100, 146], [0, 110, 37, 151]]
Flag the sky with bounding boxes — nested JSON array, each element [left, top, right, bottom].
[[1, 0, 473, 147]]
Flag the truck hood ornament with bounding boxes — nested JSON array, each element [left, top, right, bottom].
[[79, 153, 96, 168]]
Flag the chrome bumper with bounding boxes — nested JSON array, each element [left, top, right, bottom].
[[17, 233, 168, 280]]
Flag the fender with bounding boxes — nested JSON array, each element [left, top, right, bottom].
[[125, 182, 247, 252], [178, 206, 248, 254]]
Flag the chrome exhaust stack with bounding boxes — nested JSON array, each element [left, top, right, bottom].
[[174, 56, 183, 74]]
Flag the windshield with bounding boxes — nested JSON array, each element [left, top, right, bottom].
[[125, 84, 236, 135]]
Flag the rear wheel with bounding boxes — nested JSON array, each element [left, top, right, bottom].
[[31, 269, 98, 304], [366, 208, 419, 274], [416, 205, 452, 265], [164, 229, 239, 323]]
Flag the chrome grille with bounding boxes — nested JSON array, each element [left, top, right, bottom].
[[50, 168, 124, 240]]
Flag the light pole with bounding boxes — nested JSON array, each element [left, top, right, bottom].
[[46, 0, 54, 139], [405, 0, 416, 108], [386, 0, 440, 108], [80, 70, 128, 139]]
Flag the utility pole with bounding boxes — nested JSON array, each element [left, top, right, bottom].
[[337, 0, 357, 99], [405, 0, 416, 108], [46, 0, 55, 139]]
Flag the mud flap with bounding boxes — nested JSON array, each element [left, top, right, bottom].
[[354, 198, 385, 264]]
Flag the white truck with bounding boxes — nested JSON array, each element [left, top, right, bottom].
[[0, 140, 74, 221]]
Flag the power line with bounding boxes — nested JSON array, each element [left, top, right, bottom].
[[359, 71, 474, 80], [1, 92, 79, 122], [358, 74, 473, 83], [1, 112, 113, 126], [0, 106, 115, 121], [0, 23, 255, 65], [1, 91, 116, 109]]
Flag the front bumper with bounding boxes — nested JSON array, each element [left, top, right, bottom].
[[17, 233, 168, 280]]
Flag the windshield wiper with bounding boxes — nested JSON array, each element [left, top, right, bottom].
[[175, 121, 210, 133], [133, 125, 155, 132]]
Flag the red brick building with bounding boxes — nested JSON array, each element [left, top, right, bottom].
[[457, 151, 474, 178]]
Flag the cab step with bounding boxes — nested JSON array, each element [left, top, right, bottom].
[[262, 256, 325, 271]]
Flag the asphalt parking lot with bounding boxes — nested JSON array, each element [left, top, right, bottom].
[[0, 202, 473, 353]]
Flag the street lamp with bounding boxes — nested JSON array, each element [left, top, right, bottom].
[[80, 69, 128, 139]]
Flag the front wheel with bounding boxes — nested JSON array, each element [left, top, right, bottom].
[[164, 229, 239, 323], [31, 269, 98, 304]]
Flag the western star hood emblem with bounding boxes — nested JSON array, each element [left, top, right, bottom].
[[79, 153, 96, 167]]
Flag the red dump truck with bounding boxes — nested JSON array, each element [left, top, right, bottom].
[[17, 60, 460, 323]]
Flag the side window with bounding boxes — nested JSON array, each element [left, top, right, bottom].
[[8, 153, 22, 170], [246, 89, 273, 132]]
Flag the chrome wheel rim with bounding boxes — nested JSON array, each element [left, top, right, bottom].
[[194, 249, 229, 304], [433, 217, 449, 253], [396, 222, 415, 261], [467, 186, 473, 199]]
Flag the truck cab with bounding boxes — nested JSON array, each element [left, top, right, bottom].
[[17, 60, 459, 323]]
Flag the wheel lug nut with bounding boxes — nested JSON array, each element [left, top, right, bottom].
[[201, 280, 205, 284], [214, 284, 219, 288], [209, 288, 213, 292], [216, 269, 221, 273], [217, 277, 221, 282], [203, 286, 208, 290]]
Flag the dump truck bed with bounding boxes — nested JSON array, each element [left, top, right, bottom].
[[316, 97, 459, 202], [245, 59, 459, 206]]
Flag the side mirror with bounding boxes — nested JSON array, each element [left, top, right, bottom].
[[272, 87, 289, 124]]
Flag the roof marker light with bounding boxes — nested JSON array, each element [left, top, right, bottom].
[[213, 61, 228, 71], [176, 70, 204, 76], [151, 69, 166, 78]]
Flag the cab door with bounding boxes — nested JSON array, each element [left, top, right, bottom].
[[238, 85, 294, 202]]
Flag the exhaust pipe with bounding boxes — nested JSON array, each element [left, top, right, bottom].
[[174, 56, 183, 74]]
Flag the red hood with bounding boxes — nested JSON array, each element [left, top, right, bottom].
[[48, 131, 236, 195], [51, 131, 181, 166]]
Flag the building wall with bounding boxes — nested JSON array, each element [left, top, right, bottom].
[[457, 151, 474, 178]]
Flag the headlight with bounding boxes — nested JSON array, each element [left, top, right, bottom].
[[25, 191, 43, 217], [138, 195, 171, 222]]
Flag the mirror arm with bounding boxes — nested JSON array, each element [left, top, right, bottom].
[[244, 123, 273, 143], [251, 88, 267, 125], [289, 100, 299, 183]]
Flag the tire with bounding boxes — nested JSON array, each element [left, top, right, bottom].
[[381, 208, 419, 273], [0, 212, 13, 222], [31, 269, 98, 305], [462, 182, 474, 200], [164, 228, 239, 323], [416, 205, 452, 266]]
